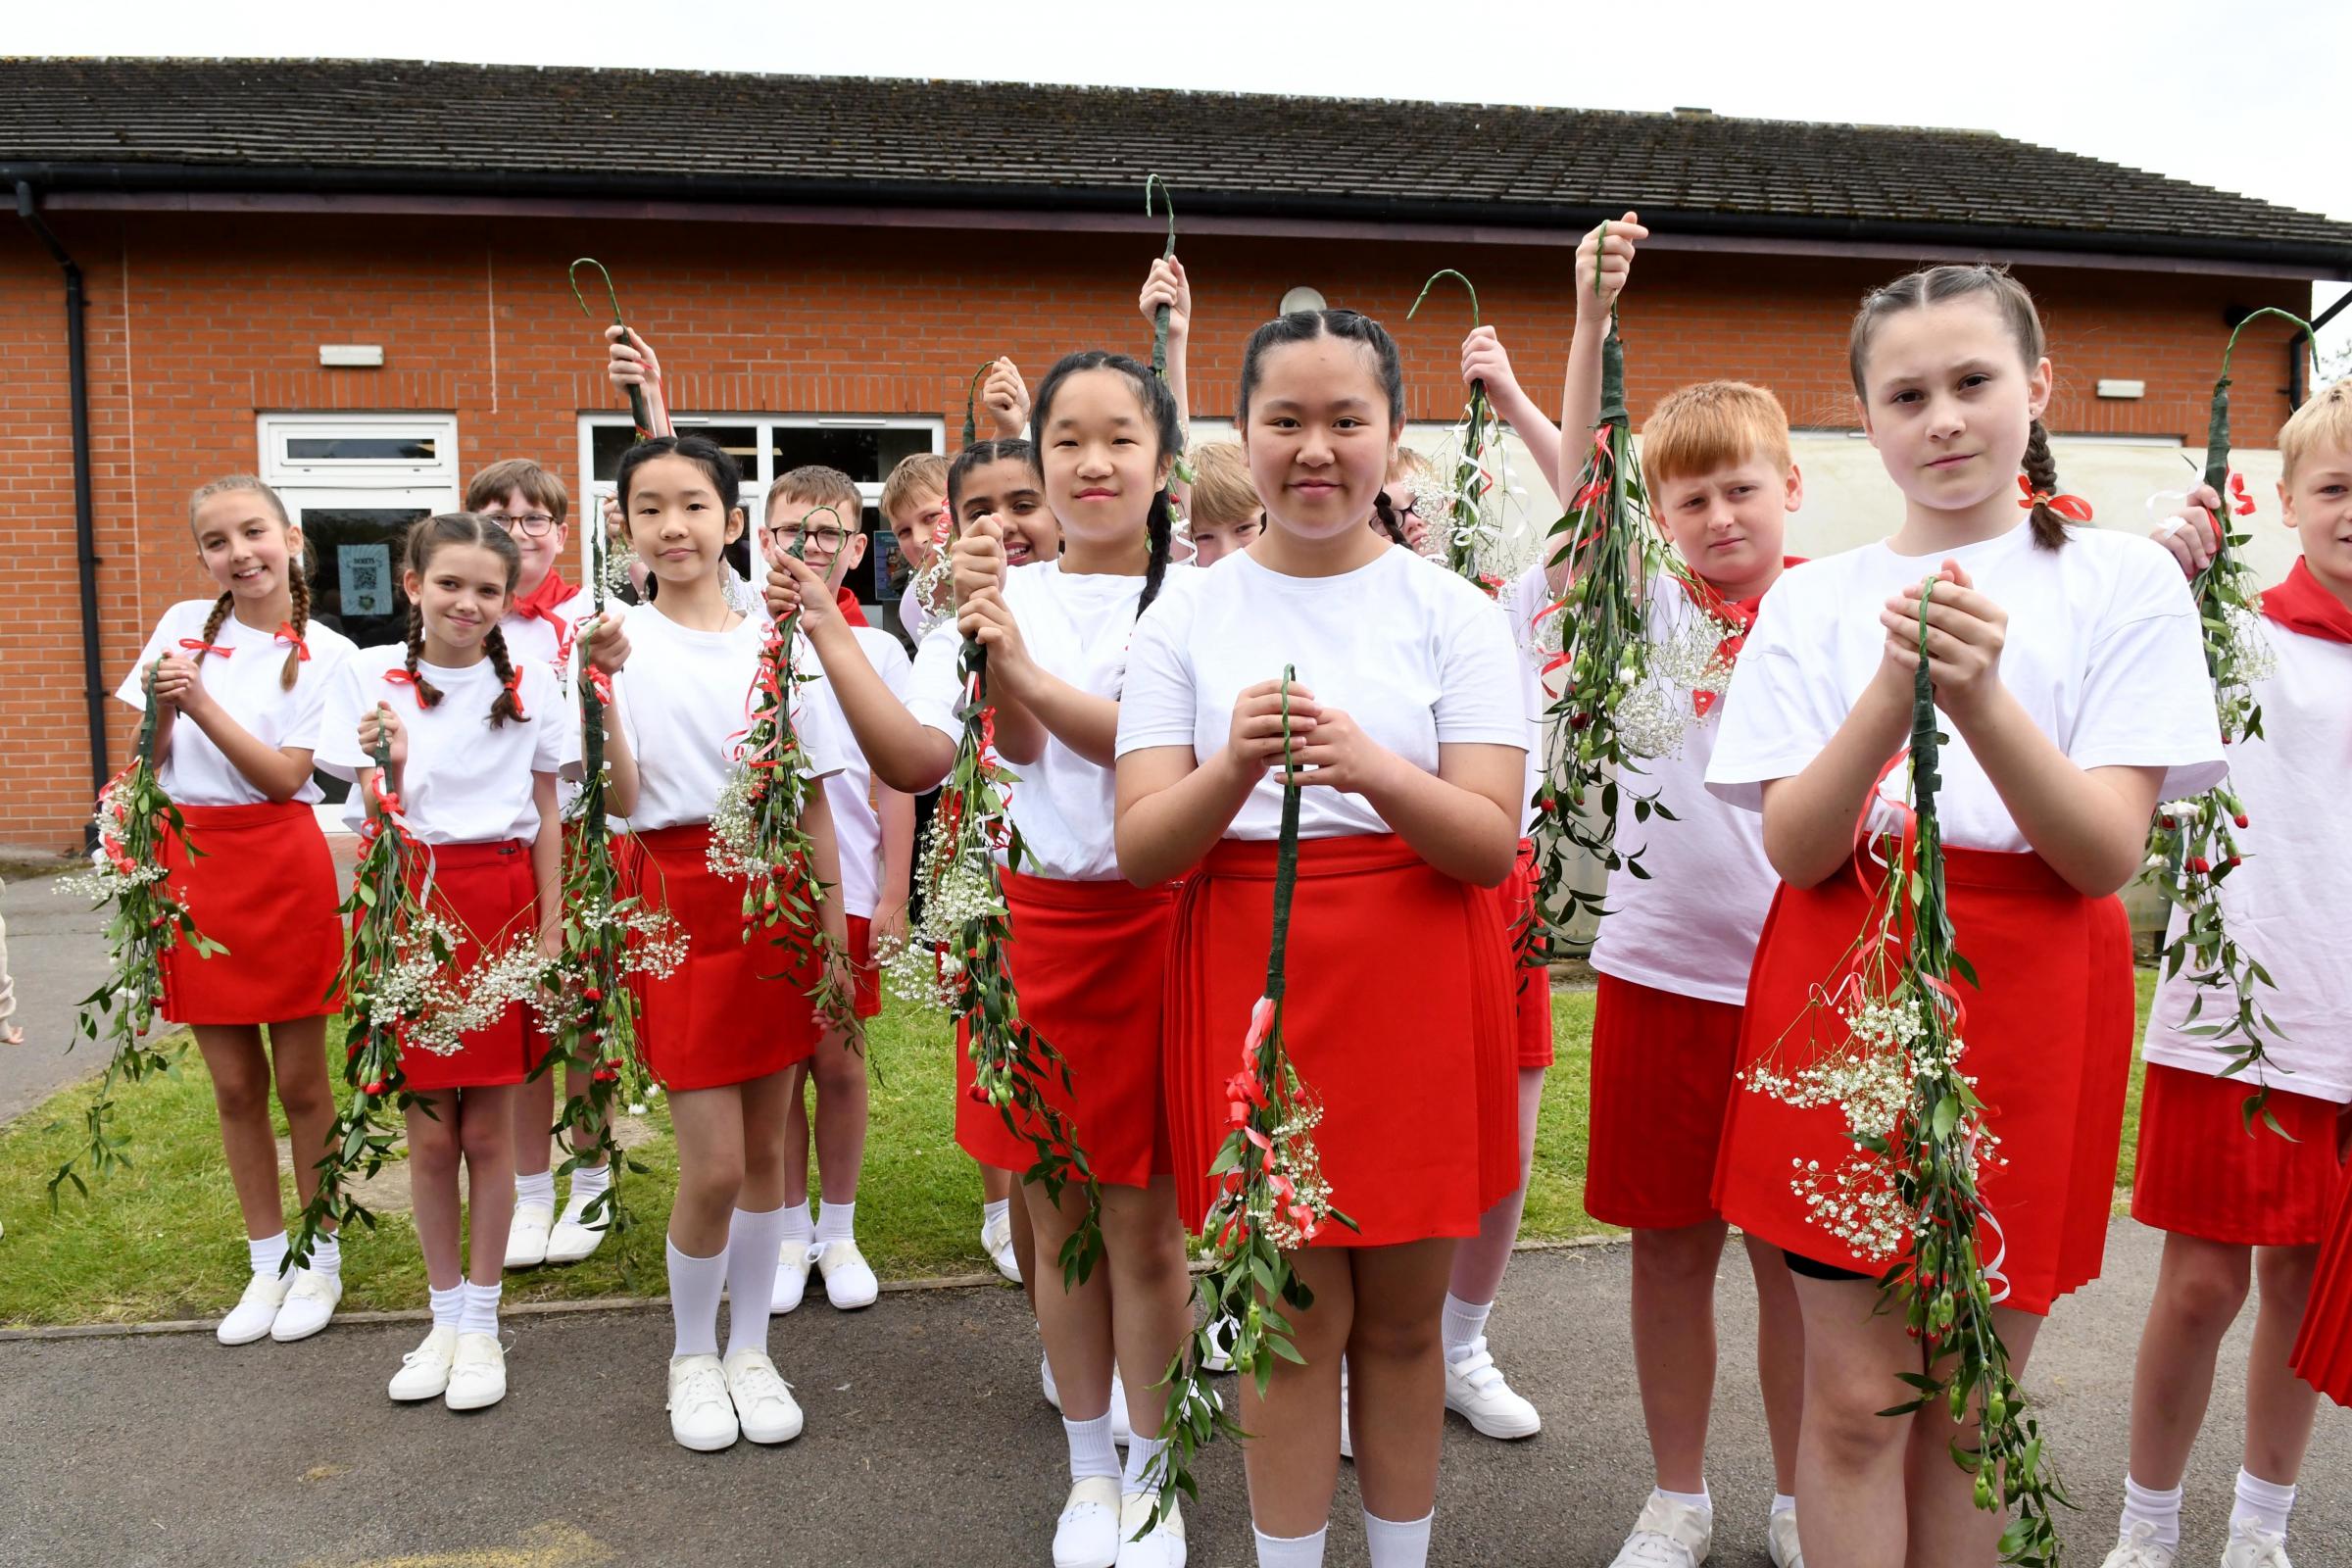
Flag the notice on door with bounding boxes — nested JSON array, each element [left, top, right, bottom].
[[340, 542, 394, 617]]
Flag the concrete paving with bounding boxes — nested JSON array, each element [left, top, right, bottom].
[[2, 1219, 2343, 1568], [0, 872, 115, 1126]]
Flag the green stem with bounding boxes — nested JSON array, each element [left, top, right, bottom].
[[568, 258, 652, 435], [1265, 666, 1301, 1004], [961, 362, 992, 449], [1146, 174, 1178, 378]]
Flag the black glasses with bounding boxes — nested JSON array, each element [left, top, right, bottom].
[[487, 511, 560, 538], [768, 523, 850, 553]]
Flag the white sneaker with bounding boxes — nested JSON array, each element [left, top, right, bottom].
[[2221, 1522, 2293, 1568], [544, 1189, 610, 1264], [1201, 1315, 1236, 1375], [1053, 1475, 1122, 1568], [1767, 1504, 1804, 1568], [388, 1325, 460, 1401], [1609, 1493, 1713, 1568], [815, 1239, 880, 1309], [667, 1352, 739, 1451], [2101, 1521, 2178, 1568], [1339, 1363, 1352, 1461], [216, 1270, 293, 1347], [982, 1207, 1021, 1284], [445, 1332, 507, 1410], [1444, 1336, 1541, 1439], [722, 1348, 805, 1445], [1117, 1489, 1188, 1567], [503, 1200, 554, 1269], [1043, 1349, 1061, 1410], [776, 1241, 815, 1314], [269, 1268, 341, 1343]]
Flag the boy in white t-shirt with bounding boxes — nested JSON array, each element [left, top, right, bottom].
[[882, 453, 952, 644]]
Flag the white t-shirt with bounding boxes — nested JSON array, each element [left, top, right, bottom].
[[1117, 547, 1531, 840], [116, 601, 359, 807], [1499, 562, 1555, 837], [815, 624, 915, 917], [317, 645, 576, 845], [612, 602, 848, 835], [1588, 574, 1784, 1005], [2142, 621, 2352, 1102], [1706, 520, 2227, 852]]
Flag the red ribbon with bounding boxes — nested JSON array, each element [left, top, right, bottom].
[[274, 622, 311, 661], [381, 668, 424, 694], [504, 665, 528, 721], [179, 638, 231, 658], [2014, 475, 2093, 522], [835, 586, 869, 629]]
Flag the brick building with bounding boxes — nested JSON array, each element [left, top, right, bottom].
[[1, 58, 2347, 851]]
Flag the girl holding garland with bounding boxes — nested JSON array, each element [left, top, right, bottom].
[[119, 475, 356, 1347]]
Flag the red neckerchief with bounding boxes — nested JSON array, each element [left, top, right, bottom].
[[2258, 559, 2352, 645], [512, 570, 577, 656], [835, 586, 869, 629], [1688, 557, 1804, 714]]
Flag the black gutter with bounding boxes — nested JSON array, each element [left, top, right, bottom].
[[2288, 287, 2352, 409], [14, 181, 106, 846], [4, 158, 2351, 278]]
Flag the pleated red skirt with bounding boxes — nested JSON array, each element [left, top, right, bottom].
[[158, 802, 344, 1026], [2291, 1158, 2352, 1404], [621, 824, 819, 1092], [1164, 834, 1517, 1248], [1494, 836, 1556, 1069], [845, 913, 883, 1020], [951, 871, 1179, 1190], [2132, 1063, 2345, 1247], [401, 838, 535, 1092], [1712, 848, 2132, 1316], [1586, 974, 1745, 1229]]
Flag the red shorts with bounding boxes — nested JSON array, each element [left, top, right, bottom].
[[159, 802, 344, 1025], [953, 872, 1178, 1190], [621, 824, 819, 1092], [1585, 973, 1744, 1229], [845, 913, 882, 1020], [1494, 837, 1556, 1070], [2132, 1063, 2346, 1247], [1713, 848, 2132, 1316], [2292, 1156, 2352, 1404], [400, 839, 535, 1093], [1163, 835, 1517, 1248]]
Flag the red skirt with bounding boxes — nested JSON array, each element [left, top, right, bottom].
[[2132, 1064, 2345, 1247], [2292, 1156, 2352, 1404], [402, 839, 535, 1092], [1494, 837, 1556, 1070], [621, 824, 819, 1092], [1586, 974, 1745, 1229], [845, 914, 882, 1020], [159, 802, 344, 1026], [1712, 849, 2132, 1316], [953, 871, 1178, 1190], [1164, 835, 1517, 1248]]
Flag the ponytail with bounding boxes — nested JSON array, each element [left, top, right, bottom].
[[2020, 418, 2069, 551]]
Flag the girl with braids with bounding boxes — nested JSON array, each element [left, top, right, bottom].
[[1701, 265, 2226, 1565], [318, 512, 572, 1412], [1117, 310, 1529, 1568], [118, 475, 357, 1347]]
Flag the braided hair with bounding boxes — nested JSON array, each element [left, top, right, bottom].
[[1371, 490, 1409, 545], [185, 473, 310, 687], [1026, 351, 1184, 618], [278, 564, 311, 691], [403, 512, 527, 726], [1848, 264, 2072, 552]]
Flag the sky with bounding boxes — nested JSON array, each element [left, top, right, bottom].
[[19, 0, 2352, 353]]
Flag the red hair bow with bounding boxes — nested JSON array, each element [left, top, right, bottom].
[[178, 638, 232, 658], [504, 664, 529, 720], [2016, 475, 2093, 522], [274, 623, 311, 661]]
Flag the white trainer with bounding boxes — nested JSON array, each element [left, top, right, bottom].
[[216, 1270, 293, 1347], [2221, 1522, 2293, 1568], [1200, 1315, 1236, 1376], [1043, 1349, 1061, 1410], [1117, 1489, 1188, 1568], [1766, 1503, 1804, 1568], [444, 1332, 507, 1410], [388, 1325, 460, 1401], [1609, 1493, 1713, 1568], [722, 1348, 805, 1445], [1444, 1336, 1541, 1439], [667, 1352, 739, 1451], [268, 1268, 341, 1343], [775, 1241, 815, 1314], [1053, 1475, 1122, 1568], [2100, 1521, 2178, 1568], [982, 1207, 1021, 1284], [815, 1239, 880, 1310], [544, 1189, 609, 1264], [503, 1200, 554, 1270]]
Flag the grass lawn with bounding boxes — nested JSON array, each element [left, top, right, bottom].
[[0, 973, 2160, 1328]]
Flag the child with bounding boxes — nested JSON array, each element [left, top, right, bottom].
[[2109, 382, 2352, 1568], [319, 513, 572, 1411], [1379, 447, 1436, 551], [1117, 308, 1530, 1568], [760, 465, 916, 1315], [461, 458, 611, 1273], [883, 451, 953, 642], [1703, 265, 2225, 1564], [1180, 441, 1262, 566], [596, 435, 852, 1452], [119, 475, 357, 1347]]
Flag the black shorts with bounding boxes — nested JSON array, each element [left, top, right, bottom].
[[1784, 1250, 1873, 1284]]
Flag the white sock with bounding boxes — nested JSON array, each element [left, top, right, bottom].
[[666, 1238, 726, 1358], [249, 1231, 289, 1279], [782, 1201, 815, 1250], [723, 1206, 791, 1360], [1253, 1524, 1327, 1568], [1657, 1485, 1712, 1517], [2230, 1468, 2295, 1541], [568, 1161, 612, 1204], [1063, 1411, 1119, 1483], [814, 1199, 857, 1247], [1123, 1433, 1168, 1493], [515, 1169, 556, 1209], [983, 1197, 1009, 1234], [2121, 1474, 2182, 1549], [1440, 1293, 1492, 1359], [1772, 1492, 1797, 1519], [307, 1230, 342, 1277], [427, 1284, 465, 1330], [457, 1280, 501, 1337], [1363, 1508, 1434, 1568]]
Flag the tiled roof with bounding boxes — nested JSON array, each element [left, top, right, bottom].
[[4, 58, 2346, 271]]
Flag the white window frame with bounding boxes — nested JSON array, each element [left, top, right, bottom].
[[260, 413, 462, 487]]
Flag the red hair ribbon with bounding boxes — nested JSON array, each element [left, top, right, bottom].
[[587, 666, 613, 706], [2015, 475, 2093, 522], [179, 638, 232, 658], [504, 664, 529, 721], [274, 623, 310, 661], [2228, 471, 2258, 517], [380, 668, 426, 703]]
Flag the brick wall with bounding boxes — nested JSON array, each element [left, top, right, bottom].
[[0, 209, 2309, 849]]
